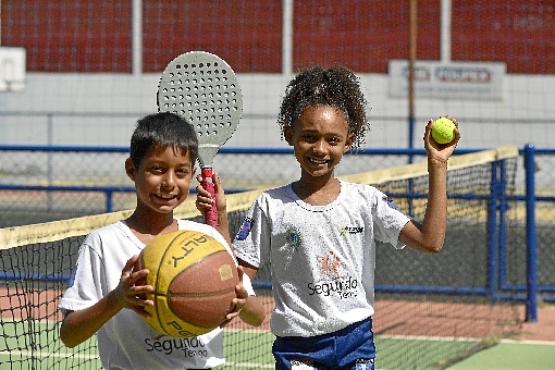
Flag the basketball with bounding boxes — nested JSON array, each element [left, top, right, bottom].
[[136, 230, 239, 337]]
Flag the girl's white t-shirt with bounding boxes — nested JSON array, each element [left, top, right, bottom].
[[60, 219, 253, 370], [233, 181, 410, 337]]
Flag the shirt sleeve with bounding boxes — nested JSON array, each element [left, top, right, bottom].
[[232, 197, 270, 270], [58, 235, 104, 312], [372, 189, 411, 249]]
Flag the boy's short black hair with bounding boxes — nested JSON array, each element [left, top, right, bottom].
[[277, 66, 370, 147], [130, 112, 198, 167]]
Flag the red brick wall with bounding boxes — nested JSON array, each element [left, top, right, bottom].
[[451, 0, 554, 74], [1, 0, 132, 72], [292, 0, 441, 73], [142, 0, 282, 73], [1, 0, 552, 74]]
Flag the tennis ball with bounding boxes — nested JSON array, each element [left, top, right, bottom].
[[431, 117, 456, 144]]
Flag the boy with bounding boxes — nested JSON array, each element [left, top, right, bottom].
[[59, 112, 264, 369]]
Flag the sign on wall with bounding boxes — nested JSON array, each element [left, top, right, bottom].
[[388, 60, 506, 100], [0, 47, 26, 92]]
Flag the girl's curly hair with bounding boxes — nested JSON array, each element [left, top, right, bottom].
[[277, 66, 370, 148]]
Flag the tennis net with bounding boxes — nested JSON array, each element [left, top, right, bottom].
[[0, 146, 523, 369]]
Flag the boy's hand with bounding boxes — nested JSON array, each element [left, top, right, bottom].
[[221, 266, 248, 327], [112, 255, 154, 317], [195, 172, 227, 214], [424, 118, 461, 163]]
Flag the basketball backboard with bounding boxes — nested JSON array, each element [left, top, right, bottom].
[[0, 47, 26, 91]]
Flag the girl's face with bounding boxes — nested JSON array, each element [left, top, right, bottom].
[[284, 105, 353, 180], [126, 144, 195, 215]]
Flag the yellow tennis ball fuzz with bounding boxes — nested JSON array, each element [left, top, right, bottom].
[[431, 117, 456, 144]]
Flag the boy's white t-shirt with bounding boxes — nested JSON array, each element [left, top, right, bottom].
[[233, 181, 410, 338], [59, 219, 253, 370]]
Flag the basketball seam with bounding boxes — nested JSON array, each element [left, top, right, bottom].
[[154, 231, 193, 333], [155, 287, 236, 299]]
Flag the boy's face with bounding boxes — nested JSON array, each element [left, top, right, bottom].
[[284, 105, 353, 179], [126, 144, 195, 215]]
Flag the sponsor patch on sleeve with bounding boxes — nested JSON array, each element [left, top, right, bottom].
[[236, 217, 254, 241], [383, 195, 399, 210]]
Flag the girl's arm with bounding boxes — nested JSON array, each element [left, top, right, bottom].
[[238, 261, 266, 327], [400, 119, 460, 252]]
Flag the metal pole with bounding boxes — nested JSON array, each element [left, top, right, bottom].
[[407, 0, 417, 217], [524, 144, 538, 322], [440, 0, 452, 63], [282, 0, 293, 76], [132, 0, 143, 75], [408, 0, 417, 164], [47, 114, 53, 211]]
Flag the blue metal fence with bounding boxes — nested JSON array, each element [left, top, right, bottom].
[[0, 144, 554, 322]]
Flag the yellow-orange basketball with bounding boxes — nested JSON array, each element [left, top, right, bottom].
[[136, 230, 238, 337]]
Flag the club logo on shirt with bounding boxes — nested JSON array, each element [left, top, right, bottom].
[[286, 228, 301, 250], [308, 251, 359, 299], [338, 225, 364, 236], [236, 217, 254, 241], [317, 251, 342, 277], [144, 336, 208, 357]]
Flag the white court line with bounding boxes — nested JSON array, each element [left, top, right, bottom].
[[0, 349, 98, 360], [378, 334, 555, 346], [500, 338, 555, 346], [225, 362, 274, 369], [0, 351, 277, 369], [377, 333, 480, 342]]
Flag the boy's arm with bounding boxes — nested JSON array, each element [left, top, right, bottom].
[[60, 255, 153, 347], [400, 119, 460, 252], [60, 289, 125, 347]]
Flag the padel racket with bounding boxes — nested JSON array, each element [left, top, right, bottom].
[[157, 51, 242, 227]]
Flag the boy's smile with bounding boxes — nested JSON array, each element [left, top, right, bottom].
[[285, 105, 352, 180]]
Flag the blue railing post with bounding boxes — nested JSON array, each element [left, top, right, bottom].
[[486, 161, 499, 301], [497, 159, 508, 289], [524, 144, 538, 322], [105, 190, 114, 213], [407, 116, 415, 164]]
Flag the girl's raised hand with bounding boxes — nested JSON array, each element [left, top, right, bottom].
[[424, 117, 461, 162]]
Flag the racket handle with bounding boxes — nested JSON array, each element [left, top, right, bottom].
[[201, 167, 218, 227]]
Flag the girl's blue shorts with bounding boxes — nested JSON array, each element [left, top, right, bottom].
[[272, 318, 376, 370]]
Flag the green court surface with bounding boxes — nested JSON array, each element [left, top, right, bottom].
[[2, 320, 554, 370], [447, 341, 555, 370]]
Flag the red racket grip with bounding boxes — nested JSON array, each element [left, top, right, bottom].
[[201, 167, 218, 227]]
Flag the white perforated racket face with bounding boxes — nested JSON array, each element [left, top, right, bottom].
[[157, 51, 242, 147]]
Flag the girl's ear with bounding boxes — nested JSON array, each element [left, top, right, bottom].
[[344, 133, 354, 153], [283, 126, 294, 146], [125, 157, 136, 181]]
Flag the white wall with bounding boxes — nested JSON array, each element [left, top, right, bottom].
[[1, 72, 553, 150]]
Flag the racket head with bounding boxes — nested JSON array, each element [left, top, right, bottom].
[[157, 51, 243, 168]]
